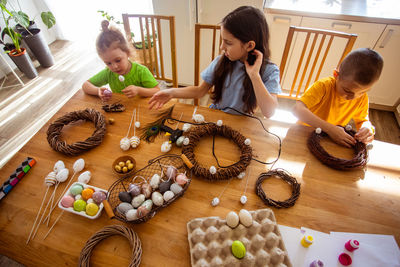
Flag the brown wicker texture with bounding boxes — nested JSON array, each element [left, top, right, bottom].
[[107, 154, 191, 224], [181, 124, 252, 181], [102, 102, 126, 112], [255, 169, 301, 208], [46, 109, 106, 156], [79, 225, 142, 267], [307, 128, 368, 170]]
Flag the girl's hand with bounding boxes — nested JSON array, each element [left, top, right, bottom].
[[122, 86, 141, 98], [354, 127, 374, 144], [98, 87, 112, 102], [244, 49, 263, 79], [148, 89, 173, 109], [326, 125, 356, 148]]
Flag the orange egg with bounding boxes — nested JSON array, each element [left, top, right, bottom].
[[81, 188, 94, 200]]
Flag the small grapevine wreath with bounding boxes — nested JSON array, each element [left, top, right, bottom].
[[47, 109, 106, 156], [181, 123, 252, 181], [255, 169, 300, 208], [79, 225, 142, 267], [307, 127, 367, 170]]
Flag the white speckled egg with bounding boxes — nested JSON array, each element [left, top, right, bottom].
[[240, 195, 247, 204], [134, 121, 141, 128], [150, 174, 161, 189], [170, 183, 183, 194], [211, 197, 219, 206], [151, 191, 164, 206], [161, 141, 172, 153], [131, 194, 145, 208], [78, 171, 91, 184], [120, 137, 130, 151], [193, 114, 205, 123], [244, 138, 251, 145], [56, 168, 69, 183], [183, 137, 190, 146], [182, 123, 191, 132], [117, 202, 133, 214], [239, 209, 253, 227], [130, 136, 140, 148], [209, 166, 217, 174], [175, 136, 185, 147], [125, 209, 138, 221], [226, 211, 239, 228], [53, 160, 65, 174], [163, 190, 174, 202], [237, 172, 245, 179], [315, 127, 322, 134], [216, 120, 223, 126], [73, 158, 85, 173]]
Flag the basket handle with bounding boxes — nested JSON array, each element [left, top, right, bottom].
[[181, 153, 193, 169], [103, 200, 115, 219]]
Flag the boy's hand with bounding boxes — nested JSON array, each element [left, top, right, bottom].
[[354, 127, 374, 144], [244, 49, 262, 79], [122, 86, 141, 98], [148, 89, 173, 109], [98, 87, 112, 102], [327, 125, 356, 148]]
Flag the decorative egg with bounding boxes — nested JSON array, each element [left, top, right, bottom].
[[244, 138, 251, 145], [61, 195, 74, 208], [125, 209, 138, 221], [137, 206, 150, 218], [216, 120, 223, 126], [117, 202, 133, 215], [237, 172, 245, 179], [345, 125, 352, 131], [120, 137, 130, 151], [182, 123, 191, 132], [226, 211, 239, 228], [193, 114, 205, 123], [152, 192, 164, 206], [141, 183, 152, 198], [231, 240, 246, 259], [209, 166, 217, 175], [166, 166, 177, 180], [159, 180, 173, 194], [104, 89, 112, 97], [315, 127, 322, 134], [175, 136, 185, 147], [128, 184, 141, 197], [56, 168, 69, 183], [87, 198, 94, 204], [130, 136, 140, 148], [170, 183, 183, 194], [211, 197, 220, 206], [118, 191, 132, 203], [150, 174, 161, 189], [86, 203, 99, 216], [140, 199, 153, 211], [175, 173, 188, 185], [163, 191, 174, 202], [75, 194, 82, 200], [134, 121, 141, 128], [183, 137, 190, 146], [366, 143, 373, 150], [239, 209, 253, 227], [240, 195, 247, 204], [70, 184, 83, 196], [45, 172, 57, 186], [118, 75, 125, 82], [81, 188, 94, 200], [92, 191, 107, 204], [53, 160, 65, 174], [73, 158, 85, 173], [78, 171, 91, 184], [73, 199, 86, 212], [131, 194, 145, 208], [161, 141, 172, 153]]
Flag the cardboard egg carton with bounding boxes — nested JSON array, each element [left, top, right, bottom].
[[187, 209, 292, 267]]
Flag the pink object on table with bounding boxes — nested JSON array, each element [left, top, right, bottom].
[[310, 259, 324, 267], [61, 195, 75, 208], [103, 89, 112, 97], [338, 253, 352, 266], [345, 239, 360, 252]]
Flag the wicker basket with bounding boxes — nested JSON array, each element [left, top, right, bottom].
[[106, 154, 191, 224]]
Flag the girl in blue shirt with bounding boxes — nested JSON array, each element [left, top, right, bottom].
[[148, 6, 281, 117]]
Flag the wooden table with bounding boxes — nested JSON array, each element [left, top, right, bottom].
[[1, 90, 399, 266]]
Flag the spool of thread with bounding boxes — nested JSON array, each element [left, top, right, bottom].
[[310, 259, 324, 267], [345, 239, 360, 252], [338, 252, 352, 266], [301, 235, 314, 248]]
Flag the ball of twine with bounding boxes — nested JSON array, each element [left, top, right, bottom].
[[182, 123, 252, 181], [255, 169, 300, 208], [47, 109, 106, 156], [307, 128, 367, 170], [79, 225, 142, 267]]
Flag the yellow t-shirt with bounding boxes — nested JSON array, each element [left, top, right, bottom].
[[299, 77, 371, 130]]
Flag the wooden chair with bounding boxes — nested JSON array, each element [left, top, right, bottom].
[[194, 24, 221, 106], [122, 14, 178, 87], [279, 26, 357, 100]]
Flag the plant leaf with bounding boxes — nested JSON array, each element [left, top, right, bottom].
[[41, 11, 56, 29], [11, 11, 30, 28]]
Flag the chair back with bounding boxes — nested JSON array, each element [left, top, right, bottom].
[[122, 14, 178, 87], [279, 26, 357, 99]]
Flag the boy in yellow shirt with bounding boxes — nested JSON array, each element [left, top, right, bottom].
[[293, 48, 383, 147]]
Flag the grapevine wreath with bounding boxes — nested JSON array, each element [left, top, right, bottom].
[[47, 109, 106, 156]]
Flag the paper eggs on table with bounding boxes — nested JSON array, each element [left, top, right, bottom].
[[161, 141, 172, 152], [73, 158, 85, 173], [226, 211, 239, 228], [120, 137, 130, 151], [53, 160, 65, 174], [56, 168, 69, 182], [175, 136, 185, 147], [77, 171, 91, 184], [239, 209, 253, 227]]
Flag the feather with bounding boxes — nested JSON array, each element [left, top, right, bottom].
[[140, 105, 175, 142]]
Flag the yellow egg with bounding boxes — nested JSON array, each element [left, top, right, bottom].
[[119, 161, 125, 167], [128, 163, 134, 170], [126, 160, 131, 165], [115, 165, 122, 172], [86, 203, 99, 216], [122, 166, 128, 173], [232, 240, 246, 259]]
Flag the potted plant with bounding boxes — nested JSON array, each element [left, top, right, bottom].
[[0, 3, 37, 79]]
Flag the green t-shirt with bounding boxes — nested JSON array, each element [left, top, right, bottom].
[[89, 62, 158, 93]]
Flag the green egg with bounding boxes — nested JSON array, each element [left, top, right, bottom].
[[73, 199, 87, 212], [231, 240, 246, 259], [70, 184, 83, 196]]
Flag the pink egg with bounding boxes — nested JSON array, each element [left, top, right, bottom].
[[176, 173, 188, 185], [104, 89, 112, 96], [61, 195, 75, 208], [166, 166, 177, 180]]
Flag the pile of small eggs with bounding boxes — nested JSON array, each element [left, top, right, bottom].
[[60, 182, 107, 218], [117, 166, 189, 221], [114, 159, 135, 174]]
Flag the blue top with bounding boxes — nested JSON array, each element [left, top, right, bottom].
[[201, 55, 281, 114]]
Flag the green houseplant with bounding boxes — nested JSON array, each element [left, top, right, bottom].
[[0, 1, 37, 78]]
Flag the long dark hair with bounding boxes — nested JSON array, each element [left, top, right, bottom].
[[211, 6, 270, 114]]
